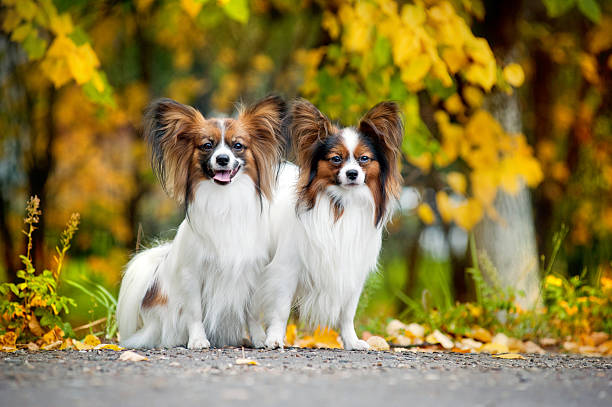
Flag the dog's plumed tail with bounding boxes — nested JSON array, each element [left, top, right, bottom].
[[117, 244, 170, 346]]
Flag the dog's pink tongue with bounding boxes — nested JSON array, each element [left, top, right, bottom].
[[214, 170, 231, 182]]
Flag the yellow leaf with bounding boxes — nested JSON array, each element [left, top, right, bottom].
[[96, 344, 124, 351], [296, 326, 342, 349], [15, 0, 38, 21], [436, 191, 453, 223], [73, 339, 93, 351], [83, 334, 101, 347], [400, 54, 431, 90], [481, 342, 509, 354], [463, 86, 483, 108], [470, 326, 492, 343], [67, 43, 100, 84], [493, 353, 525, 360], [417, 203, 435, 225], [235, 358, 258, 365], [322, 10, 340, 39], [503, 63, 525, 87], [40, 56, 72, 88], [464, 61, 496, 91], [180, 0, 203, 18], [447, 172, 467, 195], [42, 326, 64, 345], [10, 23, 32, 42], [0, 331, 17, 347], [441, 47, 467, 74], [444, 93, 464, 115], [49, 13, 73, 36], [285, 324, 297, 346], [90, 71, 105, 93], [452, 198, 483, 230], [545, 275, 563, 288], [3, 9, 22, 33], [409, 152, 432, 173]]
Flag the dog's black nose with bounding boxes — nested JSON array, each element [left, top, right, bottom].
[[216, 154, 230, 166], [346, 169, 358, 181]]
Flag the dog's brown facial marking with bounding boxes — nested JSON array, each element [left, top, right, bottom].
[[289, 99, 404, 225], [144, 95, 286, 204]]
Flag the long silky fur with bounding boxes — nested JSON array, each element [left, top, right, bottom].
[[117, 96, 285, 349], [255, 100, 403, 351]]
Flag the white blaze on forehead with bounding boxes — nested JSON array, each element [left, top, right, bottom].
[[341, 128, 360, 159], [211, 118, 227, 143]]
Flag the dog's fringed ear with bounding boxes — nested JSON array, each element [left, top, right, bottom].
[[143, 98, 205, 203], [289, 98, 335, 170], [238, 95, 287, 200], [358, 101, 404, 200]]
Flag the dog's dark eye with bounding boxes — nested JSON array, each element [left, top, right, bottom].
[[330, 155, 342, 164], [359, 155, 370, 163], [199, 142, 213, 151], [233, 142, 244, 151]]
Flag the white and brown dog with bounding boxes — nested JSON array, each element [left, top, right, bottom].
[[255, 99, 403, 350], [117, 96, 285, 349]]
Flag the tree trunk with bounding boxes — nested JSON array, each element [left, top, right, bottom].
[[474, 67, 540, 309], [473, 1, 540, 309]]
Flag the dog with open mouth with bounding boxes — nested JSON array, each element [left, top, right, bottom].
[[117, 95, 285, 349]]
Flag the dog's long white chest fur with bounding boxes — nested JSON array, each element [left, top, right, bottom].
[[296, 185, 382, 328], [256, 164, 383, 350], [256, 99, 403, 351], [118, 175, 269, 348]]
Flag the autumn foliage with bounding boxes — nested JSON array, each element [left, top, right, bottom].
[[1, 0, 612, 353]]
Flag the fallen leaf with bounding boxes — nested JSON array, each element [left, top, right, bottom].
[[73, 340, 94, 351], [28, 315, 44, 337], [431, 330, 454, 349], [523, 341, 545, 354], [41, 340, 62, 350], [597, 340, 612, 355], [562, 341, 578, 352], [386, 319, 407, 336], [590, 332, 609, 346], [405, 323, 425, 339], [539, 337, 558, 347], [481, 342, 509, 354], [119, 351, 148, 362], [470, 326, 492, 343], [235, 358, 258, 365], [459, 338, 483, 351], [493, 353, 525, 360], [491, 333, 509, 347], [26, 342, 39, 351], [394, 335, 412, 346], [367, 336, 390, 351], [83, 334, 101, 347], [285, 324, 297, 346], [95, 344, 124, 351], [361, 331, 373, 341]]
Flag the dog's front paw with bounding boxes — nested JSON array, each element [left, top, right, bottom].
[[264, 332, 285, 349], [249, 327, 266, 349], [187, 336, 210, 350], [344, 339, 370, 351]]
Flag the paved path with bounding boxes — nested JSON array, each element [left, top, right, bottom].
[[1, 348, 611, 406]]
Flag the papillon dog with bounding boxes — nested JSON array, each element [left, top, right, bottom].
[[254, 99, 403, 350], [117, 95, 285, 349]]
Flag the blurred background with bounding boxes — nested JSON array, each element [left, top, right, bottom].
[[1, 0, 611, 330]]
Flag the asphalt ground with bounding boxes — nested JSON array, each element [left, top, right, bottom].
[[1, 347, 611, 407]]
